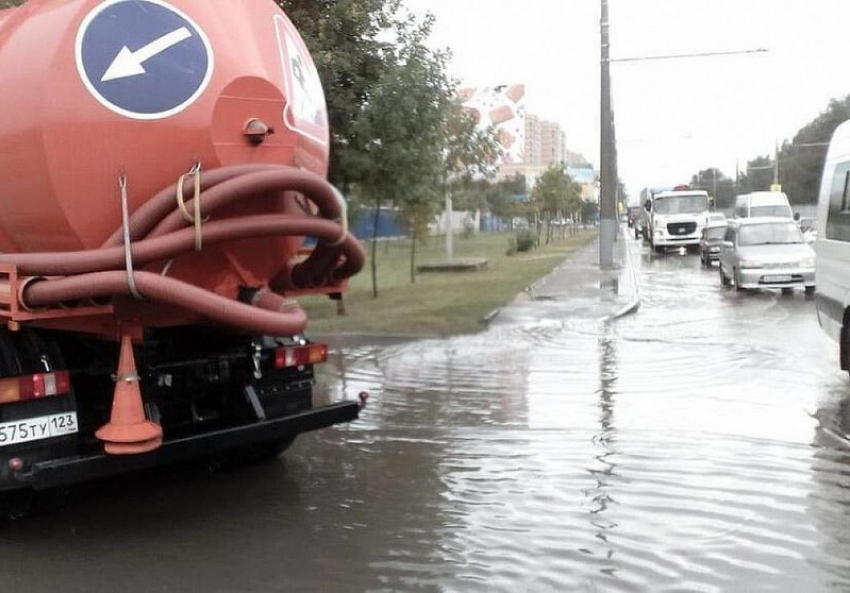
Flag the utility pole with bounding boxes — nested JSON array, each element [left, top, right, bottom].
[[445, 186, 453, 261], [772, 140, 780, 189], [712, 168, 717, 208], [599, 0, 616, 267]]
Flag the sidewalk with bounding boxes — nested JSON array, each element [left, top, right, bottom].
[[490, 228, 640, 325]]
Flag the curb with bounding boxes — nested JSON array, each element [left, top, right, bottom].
[[604, 227, 641, 321]]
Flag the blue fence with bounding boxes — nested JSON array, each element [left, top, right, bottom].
[[480, 212, 509, 233], [349, 207, 510, 239], [350, 208, 406, 240]]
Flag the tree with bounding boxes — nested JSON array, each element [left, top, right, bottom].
[[581, 200, 599, 224], [452, 173, 530, 228], [443, 100, 500, 189], [688, 95, 850, 207], [441, 100, 500, 200], [738, 155, 775, 195], [353, 10, 461, 290], [530, 164, 582, 243], [436, 99, 500, 260], [689, 167, 735, 210], [283, 1, 464, 293], [279, 0, 399, 194], [778, 95, 850, 203]]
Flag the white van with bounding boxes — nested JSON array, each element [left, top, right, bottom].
[[733, 191, 793, 219], [815, 119, 850, 376]]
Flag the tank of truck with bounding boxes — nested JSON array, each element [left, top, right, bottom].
[[0, 0, 363, 334], [0, 0, 366, 495]]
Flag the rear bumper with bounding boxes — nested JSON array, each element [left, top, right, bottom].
[[14, 401, 359, 490]]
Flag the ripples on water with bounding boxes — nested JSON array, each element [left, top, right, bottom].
[[5, 246, 850, 593], [309, 246, 850, 591]]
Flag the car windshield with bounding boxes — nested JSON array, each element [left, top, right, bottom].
[[749, 205, 792, 218], [704, 226, 726, 240], [737, 222, 803, 246], [654, 195, 707, 215]]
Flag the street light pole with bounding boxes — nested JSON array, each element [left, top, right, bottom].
[[599, 0, 616, 267], [773, 140, 780, 188], [712, 168, 717, 208]]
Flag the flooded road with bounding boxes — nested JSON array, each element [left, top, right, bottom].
[[3, 236, 850, 592]]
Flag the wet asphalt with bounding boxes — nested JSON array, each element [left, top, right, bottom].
[[3, 230, 850, 592]]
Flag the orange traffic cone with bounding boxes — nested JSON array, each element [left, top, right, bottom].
[[95, 332, 163, 455]]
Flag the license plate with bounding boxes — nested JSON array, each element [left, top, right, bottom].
[[0, 412, 78, 447], [763, 275, 793, 283]]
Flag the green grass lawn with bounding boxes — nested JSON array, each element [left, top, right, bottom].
[[299, 228, 598, 338]]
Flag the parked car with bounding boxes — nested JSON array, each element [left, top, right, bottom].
[[699, 221, 727, 266], [718, 217, 816, 295]]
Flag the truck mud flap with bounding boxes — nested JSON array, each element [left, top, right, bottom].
[[24, 401, 359, 490]]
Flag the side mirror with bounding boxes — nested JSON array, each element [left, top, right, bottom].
[[644, 199, 651, 211], [794, 212, 801, 221]]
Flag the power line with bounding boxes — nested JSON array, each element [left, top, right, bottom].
[[608, 48, 768, 63]]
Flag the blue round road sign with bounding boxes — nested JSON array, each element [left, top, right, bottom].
[[75, 0, 214, 120]]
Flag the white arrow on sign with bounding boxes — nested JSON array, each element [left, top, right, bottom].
[[101, 27, 192, 82]]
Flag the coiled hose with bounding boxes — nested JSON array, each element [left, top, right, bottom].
[[1, 164, 365, 336]]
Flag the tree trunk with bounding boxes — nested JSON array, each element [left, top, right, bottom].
[[370, 196, 382, 298], [409, 217, 417, 284]]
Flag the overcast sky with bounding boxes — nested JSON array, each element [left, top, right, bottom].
[[404, 0, 850, 202]]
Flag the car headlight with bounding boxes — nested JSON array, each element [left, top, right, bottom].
[[800, 257, 816, 268], [739, 259, 763, 269]]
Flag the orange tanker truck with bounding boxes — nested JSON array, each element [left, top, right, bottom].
[[0, 0, 365, 492]]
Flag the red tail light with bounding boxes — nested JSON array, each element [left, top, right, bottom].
[[274, 343, 328, 369], [0, 371, 72, 404]]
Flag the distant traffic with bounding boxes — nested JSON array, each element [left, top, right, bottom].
[[626, 118, 850, 379]]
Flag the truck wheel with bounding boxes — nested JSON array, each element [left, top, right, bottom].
[[207, 435, 297, 472], [840, 318, 850, 379], [0, 488, 68, 522], [257, 435, 297, 458]]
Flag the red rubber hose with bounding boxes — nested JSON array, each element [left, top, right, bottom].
[[4, 165, 364, 336]]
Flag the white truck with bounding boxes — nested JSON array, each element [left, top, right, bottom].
[[643, 187, 711, 253], [733, 191, 793, 219]]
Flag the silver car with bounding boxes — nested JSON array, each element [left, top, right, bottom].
[[718, 217, 816, 295]]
